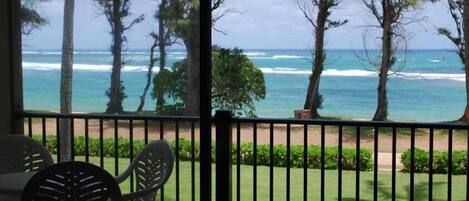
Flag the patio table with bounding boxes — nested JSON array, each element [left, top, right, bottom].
[[0, 172, 37, 195]]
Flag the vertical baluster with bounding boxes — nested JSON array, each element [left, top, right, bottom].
[[237, 122, 241, 201], [410, 127, 415, 201], [70, 118, 75, 161], [28, 117, 32, 138], [303, 124, 308, 201], [114, 119, 118, 176], [129, 119, 134, 193], [374, 127, 378, 201], [287, 123, 291, 201], [99, 119, 104, 168], [338, 125, 343, 201], [144, 120, 149, 145], [191, 121, 195, 201], [321, 124, 325, 201], [41, 118, 46, 146], [356, 126, 360, 201], [85, 118, 89, 163], [429, 128, 434, 201], [160, 121, 164, 140], [253, 123, 257, 201], [269, 123, 274, 201], [160, 121, 165, 201], [176, 121, 180, 201], [466, 128, 468, 201], [392, 127, 397, 201], [448, 128, 453, 201], [56, 118, 61, 163]]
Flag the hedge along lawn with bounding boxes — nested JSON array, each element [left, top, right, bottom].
[[74, 156, 466, 201]]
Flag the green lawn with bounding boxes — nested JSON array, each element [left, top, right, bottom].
[[76, 157, 467, 201]]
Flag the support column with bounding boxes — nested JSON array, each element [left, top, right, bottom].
[[200, 0, 212, 200], [0, 0, 24, 135], [215, 110, 233, 201]]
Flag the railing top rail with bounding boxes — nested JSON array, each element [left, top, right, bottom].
[[19, 111, 200, 121], [235, 117, 469, 129], [19, 111, 469, 129]]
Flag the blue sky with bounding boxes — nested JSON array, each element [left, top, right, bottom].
[[23, 0, 457, 50]]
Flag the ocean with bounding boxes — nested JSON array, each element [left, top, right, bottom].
[[22, 49, 466, 122]]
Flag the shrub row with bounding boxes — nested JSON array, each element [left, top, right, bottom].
[[32, 135, 372, 171], [401, 149, 467, 174]]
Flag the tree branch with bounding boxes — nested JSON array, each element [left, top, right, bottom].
[[124, 14, 144, 31]]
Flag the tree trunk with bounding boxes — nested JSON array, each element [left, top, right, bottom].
[[106, 0, 124, 114], [304, 0, 327, 119], [459, 0, 469, 122], [156, 0, 167, 108], [136, 41, 157, 112], [183, 9, 200, 116], [155, 43, 166, 107], [373, 0, 392, 121], [59, 0, 74, 162]]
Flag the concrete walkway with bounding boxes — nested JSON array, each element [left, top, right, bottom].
[[377, 152, 403, 171]]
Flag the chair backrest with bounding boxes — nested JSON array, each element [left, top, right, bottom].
[[131, 140, 174, 200], [0, 135, 53, 174], [22, 161, 123, 201]]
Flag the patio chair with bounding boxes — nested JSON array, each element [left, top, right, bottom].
[[115, 140, 174, 201], [21, 161, 123, 201], [0, 135, 53, 174]]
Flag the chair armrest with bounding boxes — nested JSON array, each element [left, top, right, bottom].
[[114, 165, 133, 184]]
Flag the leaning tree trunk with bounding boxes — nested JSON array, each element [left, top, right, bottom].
[[59, 0, 74, 162], [459, 0, 469, 122], [137, 0, 168, 112], [183, 9, 200, 116], [106, 3, 124, 114], [304, 0, 327, 119], [373, 0, 392, 121], [136, 41, 157, 112]]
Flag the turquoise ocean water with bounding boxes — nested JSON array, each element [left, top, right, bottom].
[[22, 49, 465, 122]]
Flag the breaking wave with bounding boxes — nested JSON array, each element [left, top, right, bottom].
[[259, 67, 465, 82], [22, 62, 162, 72], [22, 62, 465, 82]]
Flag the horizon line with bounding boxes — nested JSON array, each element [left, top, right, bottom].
[[22, 48, 459, 51]]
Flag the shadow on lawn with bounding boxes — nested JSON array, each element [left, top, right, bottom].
[[341, 181, 447, 201]]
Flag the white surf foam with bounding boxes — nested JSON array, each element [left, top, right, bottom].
[[244, 52, 267, 56], [23, 51, 186, 56], [22, 62, 154, 72], [167, 51, 186, 55], [259, 67, 466, 82], [427, 59, 441, 63], [22, 62, 466, 82], [272, 55, 303, 59]]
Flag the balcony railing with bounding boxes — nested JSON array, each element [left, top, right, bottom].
[[20, 111, 199, 201], [19, 110, 469, 201]]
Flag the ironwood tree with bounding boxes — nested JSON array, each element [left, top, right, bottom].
[[136, 0, 176, 112], [361, 0, 433, 121], [96, 0, 144, 114], [20, 0, 49, 35], [161, 0, 200, 116], [161, 0, 224, 116], [296, 0, 347, 119], [436, 0, 469, 121]]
